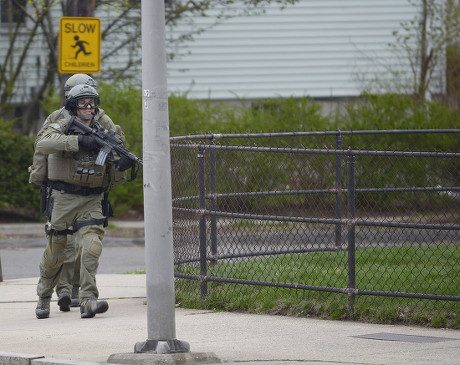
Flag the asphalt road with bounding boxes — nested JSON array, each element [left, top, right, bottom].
[[0, 234, 146, 281]]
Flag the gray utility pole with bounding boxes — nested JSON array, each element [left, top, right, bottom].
[[134, 0, 190, 355]]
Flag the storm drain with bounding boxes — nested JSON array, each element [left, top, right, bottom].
[[353, 332, 459, 343]]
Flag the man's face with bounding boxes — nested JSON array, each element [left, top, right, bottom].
[[76, 97, 96, 121]]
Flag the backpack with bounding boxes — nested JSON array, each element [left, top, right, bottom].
[[28, 108, 70, 185]]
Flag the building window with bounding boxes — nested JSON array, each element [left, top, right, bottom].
[[1, 0, 27, 24]]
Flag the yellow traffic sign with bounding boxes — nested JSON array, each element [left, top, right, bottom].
[[59, 17, 101, 74]]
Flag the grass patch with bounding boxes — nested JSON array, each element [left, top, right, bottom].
[[123, 270, 146, 275], [174, 244, 459, 328]]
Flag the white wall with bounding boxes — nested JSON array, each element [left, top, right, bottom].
[[1, 0, 421, 105], [166, 0, 418, 100], [0, 2, 52, 105]]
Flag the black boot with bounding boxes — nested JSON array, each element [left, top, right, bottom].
[[57, 291, 71, 312], [70, 286, 79, 307], [80, 299, 109, 318], [36, 296, 51, 319]]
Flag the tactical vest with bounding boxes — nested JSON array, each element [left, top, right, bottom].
[[28, 108, 125, 187], [47, 149, 109, 188], [29, 109, 126, 188]]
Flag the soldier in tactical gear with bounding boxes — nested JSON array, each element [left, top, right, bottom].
[[30, 74, 123, 313], [35, 84, 132, 319]]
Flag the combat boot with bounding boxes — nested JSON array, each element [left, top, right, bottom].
[[57, 291, 71, 312], [80, 298, 109, 318], [36, 296, 51, 319], [70, 286, 79, 307]]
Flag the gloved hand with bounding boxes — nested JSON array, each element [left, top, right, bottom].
[[78, 134, 99, 151], [115, 155, 134, 171]]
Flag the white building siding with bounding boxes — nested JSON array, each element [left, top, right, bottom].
[[0, 33, 40, 104], [2, 1, 422, 105], [1, 4, 136, 104], [0, 4, 61, 105], [166, 0, 418, 100]]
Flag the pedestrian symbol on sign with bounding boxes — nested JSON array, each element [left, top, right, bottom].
[[72, 35, 92, 59]]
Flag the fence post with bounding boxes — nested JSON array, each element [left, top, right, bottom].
[[209, 138, 218, 264], [198, 146, 208, 297], [346, 151, 356, 318], [0, 255, 3, 282], [335, 133, 343, 247]]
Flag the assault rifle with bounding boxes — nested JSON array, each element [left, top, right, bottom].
[[65, 117, 143, 181]]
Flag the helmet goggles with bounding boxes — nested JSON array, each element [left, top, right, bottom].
[[76, 97, 98, 109]]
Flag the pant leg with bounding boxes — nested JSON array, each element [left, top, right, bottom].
[[37, 233, 67, 298], [76, 224, 104, 303], [55, 235, 77, 295], [37, 190, 79, 298], [72, 250, 81, 288]]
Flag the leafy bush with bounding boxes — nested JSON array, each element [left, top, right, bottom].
[[336, 92, 460, 151], [0, 118, 40, 219], [5, 87, 460, 220], [237, 96, 329, 132], [96, 83, 144, 217], [333, 93, 459, 210], [169, 93, 241, 134]]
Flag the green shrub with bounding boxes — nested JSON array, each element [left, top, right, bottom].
[[336, 92, 459, 151], [169, 93, 240, 134], [333, 93, 459, 211], [5, 87, 460, 220], [96, 83, 144, 217], [0, 118, 40, 219], [237, 96, 329, 132], [40, 90, 61, 117]]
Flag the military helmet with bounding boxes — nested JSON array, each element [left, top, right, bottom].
[[64, 74, 97, 98], [64, 84, 100, 112]]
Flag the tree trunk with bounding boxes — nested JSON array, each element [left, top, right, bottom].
[[417, 0, 429, 102], [66, 0, 96, 17], [446, 45, 460, 109]]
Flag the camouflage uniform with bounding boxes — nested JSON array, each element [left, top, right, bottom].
[[35, 99, 127, 318], [31, 107, 121, 304]]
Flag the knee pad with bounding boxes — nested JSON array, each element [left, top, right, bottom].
[[82, 232, 103, 258], [80, 234, 102, 275]]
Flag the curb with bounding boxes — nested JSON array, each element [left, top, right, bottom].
[[0, 352, 111, 365], [0, 351, 222, 365]]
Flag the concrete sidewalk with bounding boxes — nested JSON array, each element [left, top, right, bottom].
[[0, 274, 459, 365]]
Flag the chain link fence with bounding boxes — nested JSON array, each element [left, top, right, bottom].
[[170, 130, 459, 324]]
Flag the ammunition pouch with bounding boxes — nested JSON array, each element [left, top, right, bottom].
[[109, 164, 127, 186], [48, 152, 109, 188]]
